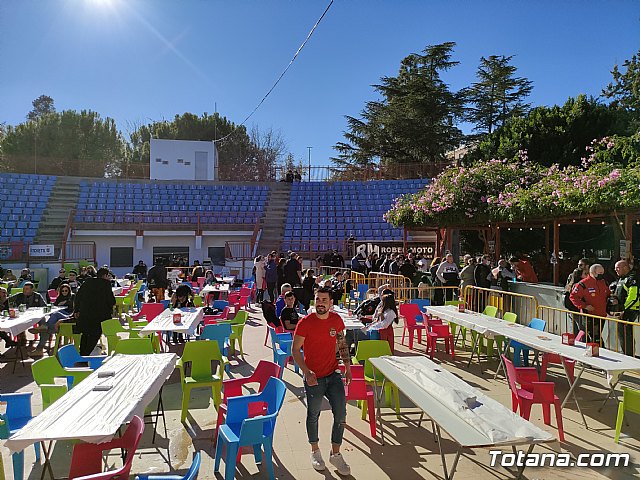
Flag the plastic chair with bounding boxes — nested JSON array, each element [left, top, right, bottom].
[[215, 360, 282, 446], [540, 330, 585, 384], [193, 295, 203, 307], [614, 387, 640, 443], [399, 303, 426, 349], [268, 326, 298, 375], [228, 310, 248, 358], [203, 307, 230, 325], [47, 289, 58, 303], [57, 344, 106, 370], [177, 340, 227, 422], [339, 364, 376, 438], [68, 415, 144, 479], [494, 312, 518, 354], [236, 296, 249, 312], [355, 340, 400, 417], [443, 300, 466, 348], [410, 298, 430, 315], [32, 357, 92, 408], [113, 337, 155, 354], [134, 452, 201, 480], [427, 324, 455, 360], [200, 323, 232, 360], [214, 377, 287, 480], [133, 303, 165, 323], [0, 392, 41, 480], [472, 305, 500, 357], [510, 318, 546, 367], [101, 318, 132, 354], [53, 322, 82, 356], [502, 355, 564, 442]]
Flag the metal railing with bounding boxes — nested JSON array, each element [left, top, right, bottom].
[[270, 162, 449, 183], [62, 242, 96, 265], [464, 286, 539, 326]]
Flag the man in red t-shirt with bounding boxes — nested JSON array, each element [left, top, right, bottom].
[[293, 287, 352, 476]]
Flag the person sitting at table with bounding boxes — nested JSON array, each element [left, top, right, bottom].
[[29, 283, 76, 357], [48, 268, 68, 291], [67, 270, 80, 293], [132, 260, 148, 280], [77, 266, 90, 285], [204, 269, 217, 286], [279, 291, 300, 331], [17, 268, 33, 287], [0, 286, 19, 348], [363, 293, 398, 354], [3, 269, 17, 283], [170, 284, 194, 344], [12, 282, 46, 309], [275, 283, 292, 318]]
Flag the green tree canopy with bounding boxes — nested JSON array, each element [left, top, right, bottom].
[[462, 55, 533, 136], [603, 49, 640, 114], [332, 42, 464, 171], [27, 95, 55, 122]]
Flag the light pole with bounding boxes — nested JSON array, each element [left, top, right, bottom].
[[307, 146, 312, 182]]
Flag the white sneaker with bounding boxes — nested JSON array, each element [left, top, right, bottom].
[[329, 452, 351, 476], [311, 449, 326, 471]]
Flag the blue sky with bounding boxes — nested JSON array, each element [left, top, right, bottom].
[[1, 0, 638, 168]]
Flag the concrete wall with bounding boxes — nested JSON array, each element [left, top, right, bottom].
[[150, 139, 218, 181]]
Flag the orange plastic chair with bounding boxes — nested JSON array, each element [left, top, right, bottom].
[[399, 303, 426, 350], [503, 355, 564, 442]]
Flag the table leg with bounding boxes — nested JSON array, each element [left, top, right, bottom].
[[515, 444, 535, 480], [39, 441, 55, 480], [493, 341, 511, 380], [372, 364, 384, 445], [435, 424, 455, 480], [598, 376, 621, 412], [561, 360, 587, 428], [466, 332, 480, 368]]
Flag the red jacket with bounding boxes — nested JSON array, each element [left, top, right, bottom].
[[569, 275, 609, 317]]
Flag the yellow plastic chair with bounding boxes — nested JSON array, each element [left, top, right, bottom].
[[355, 340, 401, 419], [177, 340, 227, 422], [615, 387, 640, 443], [113, 337, 155, 355], [228, 310, 248, 358]]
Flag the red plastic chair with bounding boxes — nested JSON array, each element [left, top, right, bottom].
[[399, 303, 426, 350], [424, 316, 443, 331], [68, 415, 144, 479], [236, 296, 249, 312], [133, 303, 165, 322], [502, 355, 565, 442], [540, 331, 585, 384], [204, 307, 230, 325], [339, 364, 376, 438], [47, 289, 58, 303], [427, 324, 454, 360], [214, 360, 282, 447]]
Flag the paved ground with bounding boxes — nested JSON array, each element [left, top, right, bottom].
[[1, 305, 640, 479]]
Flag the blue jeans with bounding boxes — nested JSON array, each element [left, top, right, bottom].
[[304, 371, 346, 445]]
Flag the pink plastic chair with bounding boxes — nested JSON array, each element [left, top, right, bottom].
[[47, 289, 58, 303], [133, 303, 165, 322], [399, 303, 426, 350], [197, 277, 206, 288], [502, 355, 565, 442], [427, 324, 454, 360], [215, 360, 282, 447], [540, 331, 585, 384], [203, 307, 230, 325], [339, 364, 376, 438], [68, 415, 144, 479]]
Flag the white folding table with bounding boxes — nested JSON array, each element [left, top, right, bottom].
[[139, 307, 204, 350], [6, 353, 177, 479], [369, 356, 555, 480]]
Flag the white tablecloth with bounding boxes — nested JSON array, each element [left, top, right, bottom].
[[427, 305, 640, 379], [370, 356, 554, 447], [332, 307, 365, 330], [6, 353, 177, 452], [112, 286, 123, 296], [0, 307, 63, 337], [139, 307, 204, 335], [200, 284, 230, 295]]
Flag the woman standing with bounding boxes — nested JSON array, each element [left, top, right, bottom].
[[364, 293, 398, 354], [459, 255, 476, 297], [254, 255, 266, 303]]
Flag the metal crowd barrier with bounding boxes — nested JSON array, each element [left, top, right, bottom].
[[463, 286, 539, 326]]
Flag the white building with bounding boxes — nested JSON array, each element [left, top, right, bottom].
[[150, 139, 218, 181]]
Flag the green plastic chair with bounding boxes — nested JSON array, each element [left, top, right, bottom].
[[193, 295, 203, 307], [78, 259, 93, 269], [228, 310, 248, 358], [472, 305, 500, 358], [63, 263, 79, 276], [101, 319, 131, 354], [495, 312, 518, 353], [113, 337, 155, 355], [355, 340, 401, 418], [53, 322, 82, 356], [615, 387, 640, 443], [115, 290, 137, 316], [177, 340, 227, 422], [32, 357, 92, 409], [444, 300, 466, 348]]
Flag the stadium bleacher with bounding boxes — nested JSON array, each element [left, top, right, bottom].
[[0, 173, 55, 243], [75, 180, 269, 226], [282, 179, 427, 251]]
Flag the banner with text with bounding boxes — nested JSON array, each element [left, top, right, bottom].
[[29, 244, 55, 257]]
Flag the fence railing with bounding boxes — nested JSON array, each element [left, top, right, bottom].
[[464, 286, 539, 327], [271, 162, 450, 183], [62, 242, 96, 265]]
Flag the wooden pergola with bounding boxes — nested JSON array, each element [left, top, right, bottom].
[[406, 211, 639, 285]]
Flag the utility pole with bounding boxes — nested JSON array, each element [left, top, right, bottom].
[[307, 146, 312, 182]]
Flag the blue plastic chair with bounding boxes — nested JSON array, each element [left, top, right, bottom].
[[0, 392, 41, 480], [510, 318, 546, 366], [268, 327, 298, 376], [160, 300, 171, 309], [134, 451, 201, 480], [214, 377, 286, 480], [213, 300, 229, 311], [410, 299, 431, 322], [57, 344, 107, 370], [200, 324, 232, 372]]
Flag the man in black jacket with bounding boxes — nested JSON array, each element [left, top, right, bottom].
[[147, 258, 169, 301], [74, 267, 116, 355]]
